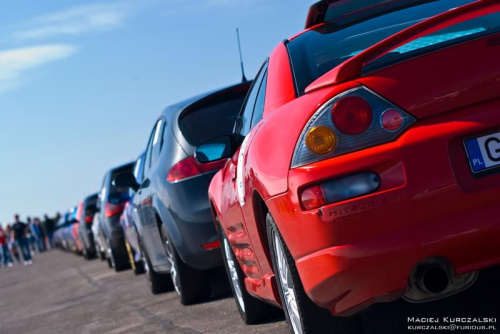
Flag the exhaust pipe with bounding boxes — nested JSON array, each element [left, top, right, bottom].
[[417, 265, 449, 294], [404, 258, 478, 303]]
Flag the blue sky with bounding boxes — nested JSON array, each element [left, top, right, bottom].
[[0, 0, 310, 224]]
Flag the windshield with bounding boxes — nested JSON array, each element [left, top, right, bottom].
[[288, 0, 478, 94]]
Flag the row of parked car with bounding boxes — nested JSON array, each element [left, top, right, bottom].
[[54, 1, 500, 333]]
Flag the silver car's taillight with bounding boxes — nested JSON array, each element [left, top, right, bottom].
[[291, 86, 416, 168]]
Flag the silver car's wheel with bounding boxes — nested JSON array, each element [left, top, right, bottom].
[[139, 238, 173, 294], [273, 230, 303, 334], [222, 235, 245, 312], [164, 237, 181, 296], [106, 244, 115, 269], [143, 254, 150, 276], [160, 224, 211, 305]]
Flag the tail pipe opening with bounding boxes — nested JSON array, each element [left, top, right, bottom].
[[404, 258, 478, 303]]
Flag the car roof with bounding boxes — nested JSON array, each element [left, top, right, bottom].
[[107, 161, 135, 175], [84, 192, 99, 202], [161, 81, 251, 120]]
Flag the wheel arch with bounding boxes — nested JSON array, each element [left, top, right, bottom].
[[251, 190, 274, 274]]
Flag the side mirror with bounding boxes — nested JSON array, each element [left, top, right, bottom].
[[195, 136, 232, 163], [113, 172, 139, 192]]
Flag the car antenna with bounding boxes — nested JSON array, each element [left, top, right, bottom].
[[236, 28, 248, 82]]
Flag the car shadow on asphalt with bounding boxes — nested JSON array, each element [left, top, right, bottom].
[[203, 267, 287, 324]]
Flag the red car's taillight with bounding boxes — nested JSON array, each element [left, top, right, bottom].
[[105, 202, 125, 218], [332, 96, 373, 135], [167, 156, 226, 183], [300, 185, 325, 210], [292, 86, 416, 168], [380, 108, 404, 132]]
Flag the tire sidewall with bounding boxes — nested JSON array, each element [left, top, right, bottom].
[[217, 222, 248, 321], [267, 213, 305, 334]]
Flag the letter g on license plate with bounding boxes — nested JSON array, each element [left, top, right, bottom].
[[464, 131, 500, 173]]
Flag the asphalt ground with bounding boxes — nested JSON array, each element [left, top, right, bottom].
[[0, 250, 498, 334]]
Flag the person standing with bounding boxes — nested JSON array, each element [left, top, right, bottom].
[[0, 226, 13, 267], [34, 218, 46, 252], [43, 214, 56, 250], [26, 217, 37, 254], [11, 215, 32, 265], [5, 224, 21, 264]]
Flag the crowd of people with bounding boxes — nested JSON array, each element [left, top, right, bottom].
[[0, 213, 60, 267]]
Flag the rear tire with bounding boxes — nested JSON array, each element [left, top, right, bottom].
[[140, 239, 173, 294], [217, 219, 281, 324], [162, 225, 211, 305], [106, 238, 131, 272], [267, 213, 362, 334]]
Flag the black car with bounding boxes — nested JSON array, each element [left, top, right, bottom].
[[96, 162, 134, 271], [77, 193, 99, 259], [115, 81, 251, 303]]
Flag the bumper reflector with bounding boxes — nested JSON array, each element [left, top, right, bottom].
[[202, 241, 221, 250]]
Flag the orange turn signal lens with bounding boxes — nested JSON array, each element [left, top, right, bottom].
[[305, 126, 336, 155]]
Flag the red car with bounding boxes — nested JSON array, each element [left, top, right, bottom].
[[203, 0, 500, 333]]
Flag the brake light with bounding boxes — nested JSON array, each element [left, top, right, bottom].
[[105, 202, 125, 218], [332, 96, 372, 135], [292, 86, 416, 168], [300, 185, 325, 210], [196, 159, 226, 173], [167, 156, 226, 183], [84, 216, 93, 223]]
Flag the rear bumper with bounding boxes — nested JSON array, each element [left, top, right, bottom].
[[268, 99, 500, 315], [173, 215, 222, 271], [164, 177, 223, 271], [294, 204, 500, 315]]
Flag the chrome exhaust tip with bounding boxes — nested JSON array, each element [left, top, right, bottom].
[[403, 257, 478, 303]]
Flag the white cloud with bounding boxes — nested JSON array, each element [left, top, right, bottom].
[[0, 45, 77, 93], [13, 3, 131, 40]]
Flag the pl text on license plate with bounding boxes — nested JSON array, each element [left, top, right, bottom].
[[464, 131, 500, 173]]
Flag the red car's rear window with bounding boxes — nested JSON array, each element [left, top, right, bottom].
[[288, 0, 491, 95]]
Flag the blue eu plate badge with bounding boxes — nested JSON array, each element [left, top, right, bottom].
[[464, 131, 500, 173]]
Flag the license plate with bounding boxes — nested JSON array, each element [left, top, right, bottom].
[[464, 131, 500, 173]]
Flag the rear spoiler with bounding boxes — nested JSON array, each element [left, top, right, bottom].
[[305, 0, 336, 29], [305, 0, 500, 93]]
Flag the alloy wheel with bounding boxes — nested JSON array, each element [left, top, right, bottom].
[[222, 235, 245, 312], [107, 245, 115, 267], [273, 231, 303, 334], [164, 235, 180, 295]]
